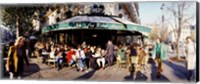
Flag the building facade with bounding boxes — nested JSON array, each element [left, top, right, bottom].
[[32, 3, 140, 28], [32, 3, 142, 45]]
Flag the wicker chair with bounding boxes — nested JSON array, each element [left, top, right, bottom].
[[116, 50, 128, 69]]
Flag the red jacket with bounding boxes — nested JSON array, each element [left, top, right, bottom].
[[67, 50, 76, 63]]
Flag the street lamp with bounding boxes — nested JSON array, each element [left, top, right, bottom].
[[160, 3, 165, 26]]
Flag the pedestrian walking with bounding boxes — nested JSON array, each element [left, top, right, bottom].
[[150, 38, 167, 78], [128, 44, 138, 72], [185, 36, 196, 81], [105, 40, 115, 66], [5, 36, 30, 79]]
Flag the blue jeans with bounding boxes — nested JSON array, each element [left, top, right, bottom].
[[56, 57, 63, 65], [69, 59, 76, 66], [77, 58, 84, 69]]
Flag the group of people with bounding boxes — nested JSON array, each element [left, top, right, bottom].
[[33, 40, 115, 72], [5, 36, 196, 81]]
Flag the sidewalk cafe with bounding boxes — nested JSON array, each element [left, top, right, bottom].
[[41, 15, 151, 48]]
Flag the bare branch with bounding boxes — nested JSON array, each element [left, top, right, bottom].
[[182, 15, 195, 24]]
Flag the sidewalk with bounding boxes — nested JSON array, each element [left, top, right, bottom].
[[22, 58, 195, 83]]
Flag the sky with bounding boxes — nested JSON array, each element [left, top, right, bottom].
[[138, 2, 163, 25], [138, 1, 196, 27]]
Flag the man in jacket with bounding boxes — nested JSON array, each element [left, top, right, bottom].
[[150, 38, 167, 78], [106, 40, 115, 66]]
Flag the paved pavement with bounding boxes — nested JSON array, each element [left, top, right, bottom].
[[2, 45, 196, 83], [3, 57, 193, 83]]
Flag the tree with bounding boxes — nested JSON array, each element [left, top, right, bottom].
[[1, 6, 43, 38], [149, 24, 168, 42], [166, 2, 195, 59]]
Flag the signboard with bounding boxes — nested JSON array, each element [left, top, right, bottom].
[[42, 22, 126, 33]]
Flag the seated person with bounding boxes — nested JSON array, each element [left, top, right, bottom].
[[54, 46, 64, 71], [75, 46, 86, 72], [117, 45, 126, 62], [92, 48, 101, 69], [116, 45, 127, 69], [68, 48, 77, 67], [34, 41, 44, 57], [96, 49, 106, 69], [87, 47, 97, 70]]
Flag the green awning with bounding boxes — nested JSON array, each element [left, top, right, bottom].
[[42, 16, 151, 34]]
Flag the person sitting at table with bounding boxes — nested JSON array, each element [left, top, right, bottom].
[[45, 43, 51, 52], [97, 49, 106, 70], [93, 47, 101, 62], [75, 45, 86, 72], [54, 46, 64, 71], [34, 41, 44, 57], [67, 47, 77, 67], [87, 46, 97, 70]]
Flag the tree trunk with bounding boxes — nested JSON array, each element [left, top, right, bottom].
[[176, 40, 180, 59], [16, 16, 19, 38], [176, 4, 182, 60]]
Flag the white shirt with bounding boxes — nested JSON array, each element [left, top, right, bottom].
[[76, 50, 86, 59], [93, 51, 101, 58]]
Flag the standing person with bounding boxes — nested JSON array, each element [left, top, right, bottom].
[[128, 44, 138, 72], [151, 38, 167, 78], [106, 40, 115, 66], [171, 42, 176, 53], [185, 36, 196, 81], [5, 36, 30, 79]]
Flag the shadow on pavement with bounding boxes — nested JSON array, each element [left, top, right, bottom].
[[74, 70, 96, 80], [124, 71, 148, 81], [151, 60, 170, 82], [22, 63, 41, 78], [124, 71, 134, 81], [163, 61, 188, 80], [3, 63, 40, 79]]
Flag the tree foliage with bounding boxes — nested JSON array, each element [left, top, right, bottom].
[[149, 24, 168, 42], [1, 5, 43, 37]]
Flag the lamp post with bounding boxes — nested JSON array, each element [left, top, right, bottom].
[[160, 3, 165, 28], [159, 3, 165, 40]]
